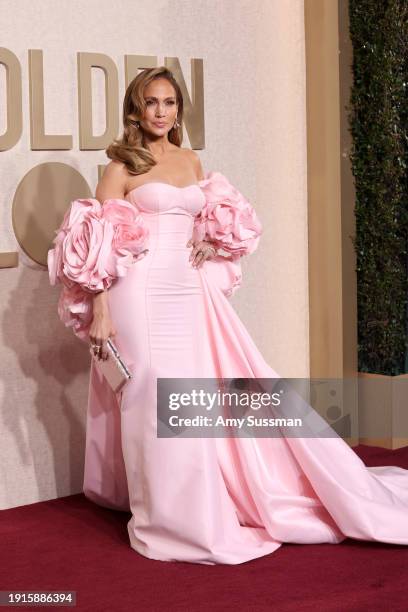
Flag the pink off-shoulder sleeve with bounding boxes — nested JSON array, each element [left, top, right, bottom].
[[194, 171, 262, 258], [194, 171, 262, 298], [47, 197, 149, 341]]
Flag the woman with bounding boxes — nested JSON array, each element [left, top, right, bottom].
[[48, 66, 408, 565]]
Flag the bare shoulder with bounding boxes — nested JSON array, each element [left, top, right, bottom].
[[181, 147, 204, 180], [95, 160, 128, 202]]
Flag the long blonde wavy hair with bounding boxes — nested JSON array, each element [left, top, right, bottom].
[[105, 66, 184, 176]]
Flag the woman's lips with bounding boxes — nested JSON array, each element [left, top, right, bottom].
[[154, 122, 166, 127]]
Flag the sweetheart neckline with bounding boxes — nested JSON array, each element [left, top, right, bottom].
[[126, 181, 203, 199]]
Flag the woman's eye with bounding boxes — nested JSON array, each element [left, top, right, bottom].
[[145, 100, 175, 105]]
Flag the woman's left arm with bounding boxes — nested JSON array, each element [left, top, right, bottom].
[[190, 166, 263, 262]]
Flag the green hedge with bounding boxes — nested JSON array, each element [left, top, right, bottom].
[[348, 0, 408, 375]]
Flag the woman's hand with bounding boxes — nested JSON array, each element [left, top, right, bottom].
[[187, 239, 217, 269], [89, 290, 116, 361]]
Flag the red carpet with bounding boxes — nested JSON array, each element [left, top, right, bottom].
[[1, 444, 407, 612]]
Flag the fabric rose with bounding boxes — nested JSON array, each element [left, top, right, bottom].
[[48, 198, 149, 293], [194, 171, 262, 258], [57, 284, 94, 341]]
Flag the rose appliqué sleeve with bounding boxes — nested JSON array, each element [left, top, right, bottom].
[[47, 197, 149, 341], [194, 171, 262, 297]]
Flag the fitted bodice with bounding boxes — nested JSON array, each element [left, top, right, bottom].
[[124, 181, 206, 253], [125, 182, 206, 217]]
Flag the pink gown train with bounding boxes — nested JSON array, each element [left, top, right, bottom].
[[48, 172, 408, 565]]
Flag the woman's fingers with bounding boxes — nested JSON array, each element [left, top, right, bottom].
[[188, 242, 199, 261], [91, 340, 107, 361], [93, 341, 103, 360], [193, 248, 211, 268], [198, 251, 213, 268], [100, 339, 109, 361], [189, 240, 204, 262], [189, 241, 216, 268], [89, 330, 112, 361]]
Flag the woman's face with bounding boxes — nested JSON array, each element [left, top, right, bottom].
[[140, 77, 178, 137]]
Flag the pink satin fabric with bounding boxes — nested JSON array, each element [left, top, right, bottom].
[[50, 174, 408, 565]]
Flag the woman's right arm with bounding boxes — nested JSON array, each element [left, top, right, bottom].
[[89, 288, 116, 360], [89, 161, 129, 360]]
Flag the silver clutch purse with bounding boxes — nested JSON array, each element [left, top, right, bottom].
[[89, 338, 132, 393]]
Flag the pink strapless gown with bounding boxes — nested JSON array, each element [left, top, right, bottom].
[[83, 182, 408, 565]]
